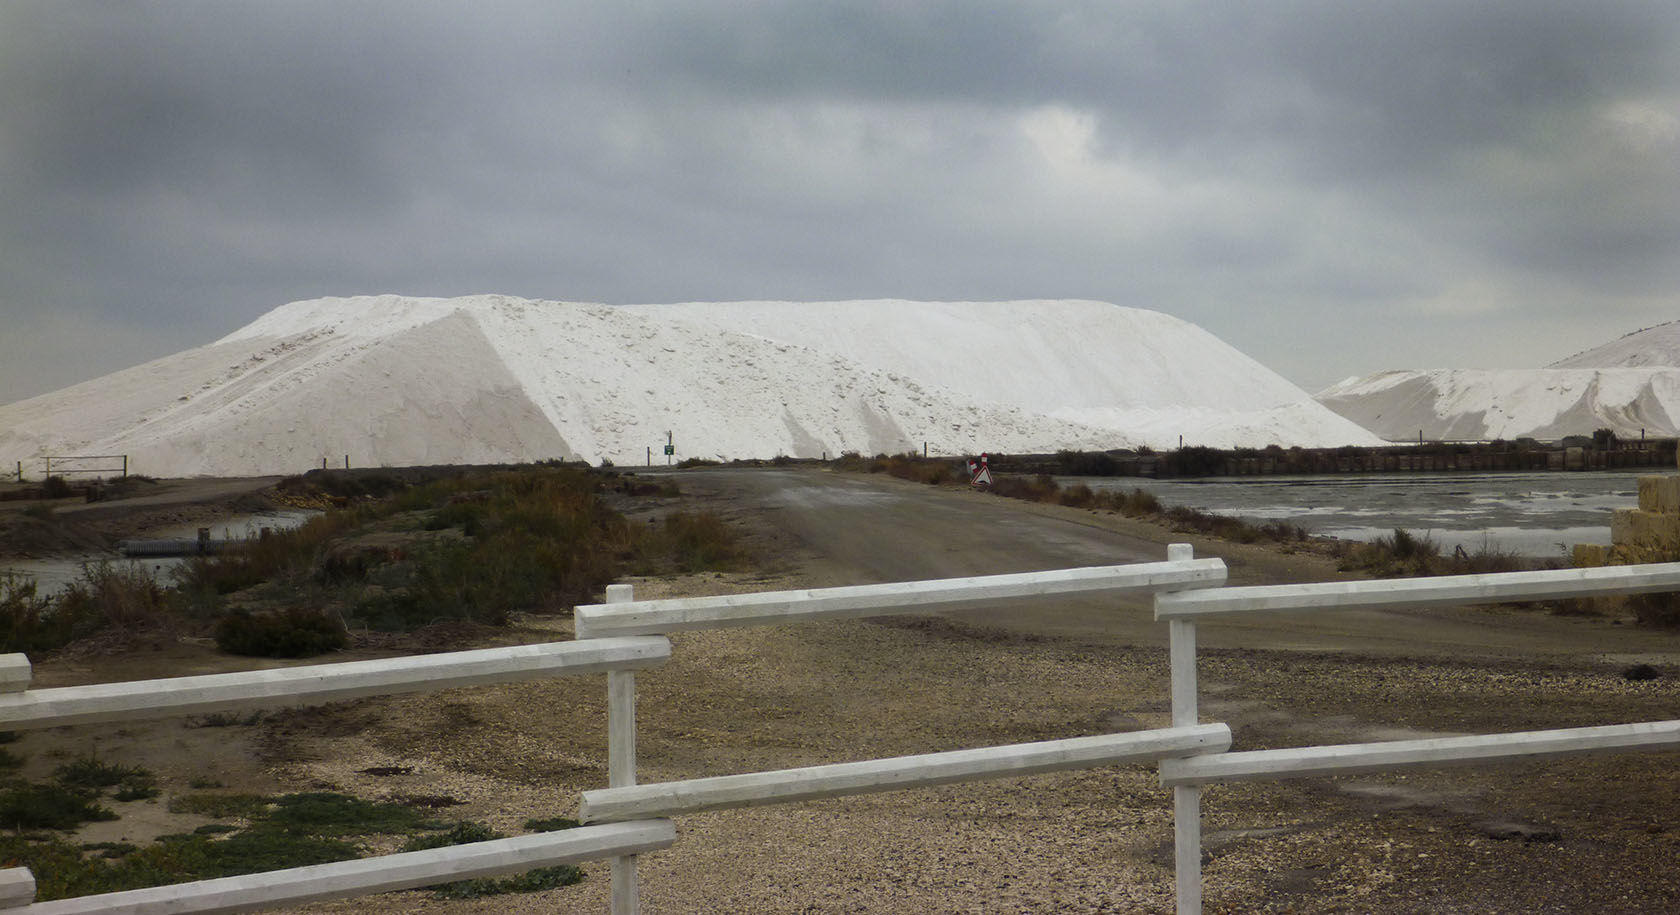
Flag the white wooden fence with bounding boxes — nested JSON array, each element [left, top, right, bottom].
[[0, 638, 678, 913], [0, 550, 1676, 913], [1152, 546, 1680, 914], [571, 558, 1232, 913]]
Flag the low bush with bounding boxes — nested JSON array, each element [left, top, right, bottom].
[[632, 512, 748, 574], [431, 864, 584, 899], [54, 756, 150, 791], [167, 793, 272, 819], [264, 792, 432, 836], [214, 609, 347, 658], [0, 782, 117, 830], [56, 563, 176, 633], [1331, 530, 1531, 578], [401, 821, 499, 852], [523, 816, 581, 832], [0, 572, 86, 655]]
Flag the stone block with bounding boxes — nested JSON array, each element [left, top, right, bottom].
[[1612, 508, 1680, 549], [1639, 475, 1680, 513], [1612, 508, 1636, 544], [1639, 476, 1662, 512]]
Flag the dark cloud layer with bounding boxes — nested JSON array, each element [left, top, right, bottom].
[[2, 1, 1676, 401]]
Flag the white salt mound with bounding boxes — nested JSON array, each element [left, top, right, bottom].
[[0, 295, 1380, 476], [1317, 320, 1680, 441]]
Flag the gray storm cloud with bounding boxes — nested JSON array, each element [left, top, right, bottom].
[[1, 0, 1676, 402]]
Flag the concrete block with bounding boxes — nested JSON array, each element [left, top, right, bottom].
[[0, 656, 30, 694], [0, 868, 34, 907]]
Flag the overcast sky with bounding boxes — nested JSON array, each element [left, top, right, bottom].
[[2, 1, 1677, 404]]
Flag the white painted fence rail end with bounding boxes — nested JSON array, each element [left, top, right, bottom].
[[580, 725, 1231, 823], [0, 637, 670, 732], [1155, 562, 1680, 620], [2, 821, 675, 915], [1160, 719, 1680, 787], [576, 560, 1227, 638]]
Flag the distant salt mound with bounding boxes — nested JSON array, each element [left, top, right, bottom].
[[0, 295, 1379, 476], [1317, 321, 1680, 441], [1549, 320, 1680, 370]]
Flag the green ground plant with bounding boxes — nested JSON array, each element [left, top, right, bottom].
[[213, 608, 347, 658], [2, 786, 588, 903]]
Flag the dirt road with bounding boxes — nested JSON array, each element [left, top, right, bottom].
[[673, 467, 1680, 665]]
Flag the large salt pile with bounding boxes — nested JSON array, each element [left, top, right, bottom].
[[0, 295, 1380, 476], [1318, 320, 1680, 442]]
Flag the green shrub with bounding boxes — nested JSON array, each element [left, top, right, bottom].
[[57, 563, 176, 632], [0, 783, 117, 830], [54, 756, 156, 802], [264, 792, 431, 836], [431, 864, 584, 899], [167, 793, 272, 819], [191, 828, 361, 877], [214, 609, 347, 658], [632, 512, 748, 574], [41, 476, 73, 499], [523, 816, 581, 832], [0, 572, 86, 654], [401, 821, 500, 852]]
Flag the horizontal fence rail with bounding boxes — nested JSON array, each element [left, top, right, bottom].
[[0, 637, 670, 731], [576, 559, 1228, 638], [581, 725, 1232, 823], [1154, 561, 1680, 620], [1160, 719, 1680, 787], [6, 821, 675, 915]]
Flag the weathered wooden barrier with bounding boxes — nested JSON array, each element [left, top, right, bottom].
[[1153, 548, 1680, 914]]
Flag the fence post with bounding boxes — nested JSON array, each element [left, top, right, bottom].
[[1164, 543, 1202, 915], [604, 584, 640, 914]]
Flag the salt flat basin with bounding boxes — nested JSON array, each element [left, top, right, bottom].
[[1067, 470, 1636, 559]]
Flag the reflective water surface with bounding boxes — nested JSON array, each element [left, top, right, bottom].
[[1066, 472, 1641, 558], [2, 509, 319, 597]]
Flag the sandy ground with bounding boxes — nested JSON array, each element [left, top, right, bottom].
[[4, 468, 1679, 913]]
